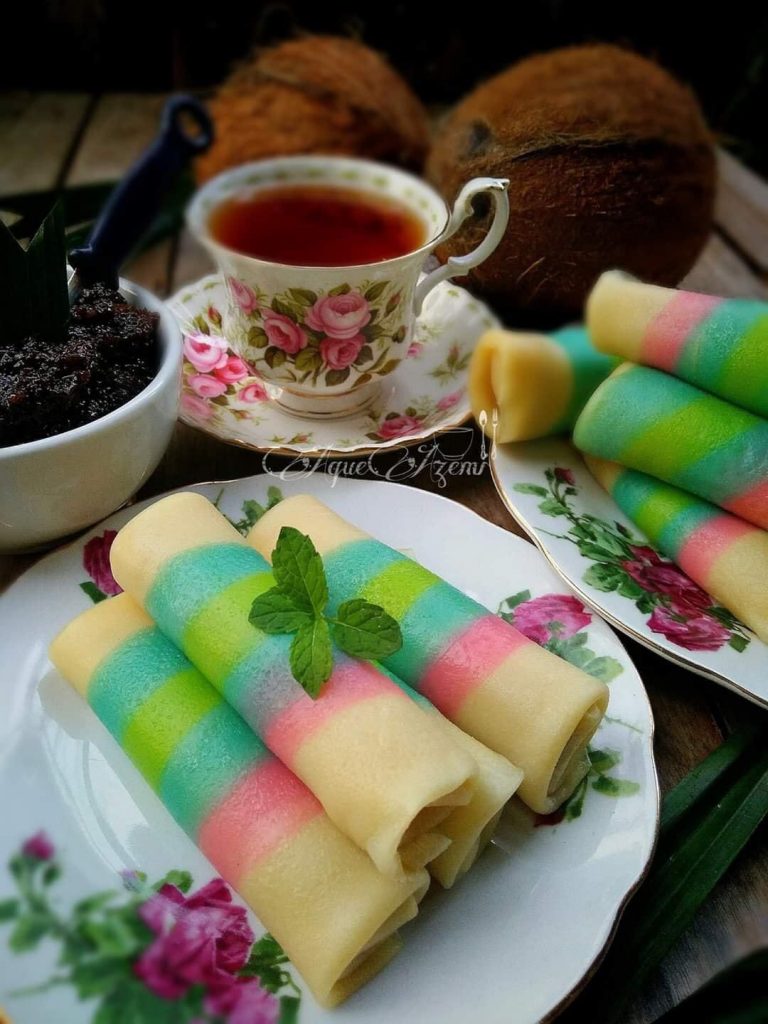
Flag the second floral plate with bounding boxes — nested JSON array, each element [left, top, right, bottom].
[[492, 438, 768, 708], [167, 275, 498, 456]]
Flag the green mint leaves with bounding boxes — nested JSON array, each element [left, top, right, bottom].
[[249, 526, 402, 698]]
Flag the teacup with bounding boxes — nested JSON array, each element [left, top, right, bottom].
[[187, 155, 508, 418]]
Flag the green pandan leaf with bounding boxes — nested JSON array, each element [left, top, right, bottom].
[[566, 728, 768, 1023], [1, 203, 69, 345]]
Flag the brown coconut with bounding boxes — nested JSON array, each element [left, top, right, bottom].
[[196, 36, 430, 183], [427, 45, 716, 321]]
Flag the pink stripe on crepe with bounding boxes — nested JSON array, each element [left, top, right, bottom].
[[420, 613, 531, 719], [199, 759, 321, 883], [643, 292, 722, 371], [265, 660, 396, 767], [723, 480, 768, 530], [677, 514, 754, 582]]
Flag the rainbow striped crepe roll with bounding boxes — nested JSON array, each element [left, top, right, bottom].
[[109, 492, 475, 879], [573, 364, 768, 530], [248, 497, 609, 815], [586, 456, 768, 643], [470, 326, 619, 442], [588, 271, 768, 417], [380, 670, 522, 888], [49, 595, 430, 1008]]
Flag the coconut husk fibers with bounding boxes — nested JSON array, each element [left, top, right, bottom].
[[427, 45, 716, 322], [196, 36, 430, 183]]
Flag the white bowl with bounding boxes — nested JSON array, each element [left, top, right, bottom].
[[0, 280, 181, 552]]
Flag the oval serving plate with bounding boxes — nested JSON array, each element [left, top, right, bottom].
[[492, 437, 768, 708], [0, 475, 657, 1024]]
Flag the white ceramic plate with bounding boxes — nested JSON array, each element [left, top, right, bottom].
[[492, 438, 768, 708], [167, 276, 498, 457], [0, 475, 657, 1024]]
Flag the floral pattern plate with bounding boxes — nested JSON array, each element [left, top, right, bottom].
[[167, 276, 498, 456], [492, 438, 768, 708], [0, 475, 658, 1024]]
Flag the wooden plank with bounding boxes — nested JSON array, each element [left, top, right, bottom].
[[66, 93, 168, 186], [680, 233, 768, 299], [0, 92, 90, 195], [715, 149, 768, 273]]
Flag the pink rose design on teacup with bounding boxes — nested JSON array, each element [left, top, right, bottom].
[[238, 381, 268, 403], [306, 291, 371, 339], [189, 374, 228, 399], [184, 333, 229, 373], [228, 277, 258, 314], [181, 392, 213, 420], [262, 310, 308, 355], [215, 355, 251, 384], [377, 414, 423, 440], [320, 334, 364, 371]]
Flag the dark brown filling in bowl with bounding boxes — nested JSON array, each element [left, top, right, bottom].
[[0, 284, 159, 448]]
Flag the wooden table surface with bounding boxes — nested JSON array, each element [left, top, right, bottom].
[[2, 92, 768, 1023]]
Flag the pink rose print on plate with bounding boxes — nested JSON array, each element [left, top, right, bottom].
[[377, 414, 423, 440], [206, 977, 279, 1024], [512, 594, 592, 646], [437, 389, 463, 411], [407, 342, 423, 358], [184, 333, 229, 373], [83, 530, 122, 596], [554, 467, 576, 486], [228, 277, 258, 315], [622, 559, 711, 615], [215, 355, 251, 384], [189, 374, 228, 399], [648, 605, 731, 652], [306, 291, 371, 339], [262, 310, 308, 354], [22, 831, 55, 861], [134, 878, 256, 999], [238, 380, 268, 403], [320, 333, 365, 370], [181, 392, 214, 420]]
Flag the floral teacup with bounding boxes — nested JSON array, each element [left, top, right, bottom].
[[187, 155, 509, 418]]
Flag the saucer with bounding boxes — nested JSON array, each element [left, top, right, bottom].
[[167, 275, 499, 457]]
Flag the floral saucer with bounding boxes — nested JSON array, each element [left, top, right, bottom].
[[167, 275, 498, 457], [492, 438, 768, 708]]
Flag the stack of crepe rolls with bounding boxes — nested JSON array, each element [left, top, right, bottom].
[[571, 273, 768, 642], [50, 596, 429, 1008], [108, 492, 480, 880], [247, 495, 609, 814]]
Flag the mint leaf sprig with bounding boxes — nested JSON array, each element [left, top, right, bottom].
[[249, 527, 402, 698]]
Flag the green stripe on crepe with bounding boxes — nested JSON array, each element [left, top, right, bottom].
[[122, 670, 221, 789], [613, 468, 714, 557], [550, 326, 619, 433], [147, 543, 270, 648], [159, 701, 268, 835], [359, 557, 439, 620], [574, 366, 691, 461], [676, 300, 763, 386], [182, 571, 274, 687], [715, 307, 768, 418], [88, 627, 191, 739]]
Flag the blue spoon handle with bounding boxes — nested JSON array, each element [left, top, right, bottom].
[[69, 95, 213, 288]]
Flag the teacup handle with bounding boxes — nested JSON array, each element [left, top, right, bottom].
[[413, 177, 510, 316]]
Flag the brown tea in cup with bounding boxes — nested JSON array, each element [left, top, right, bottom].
[[209, 184, 426, 267]]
